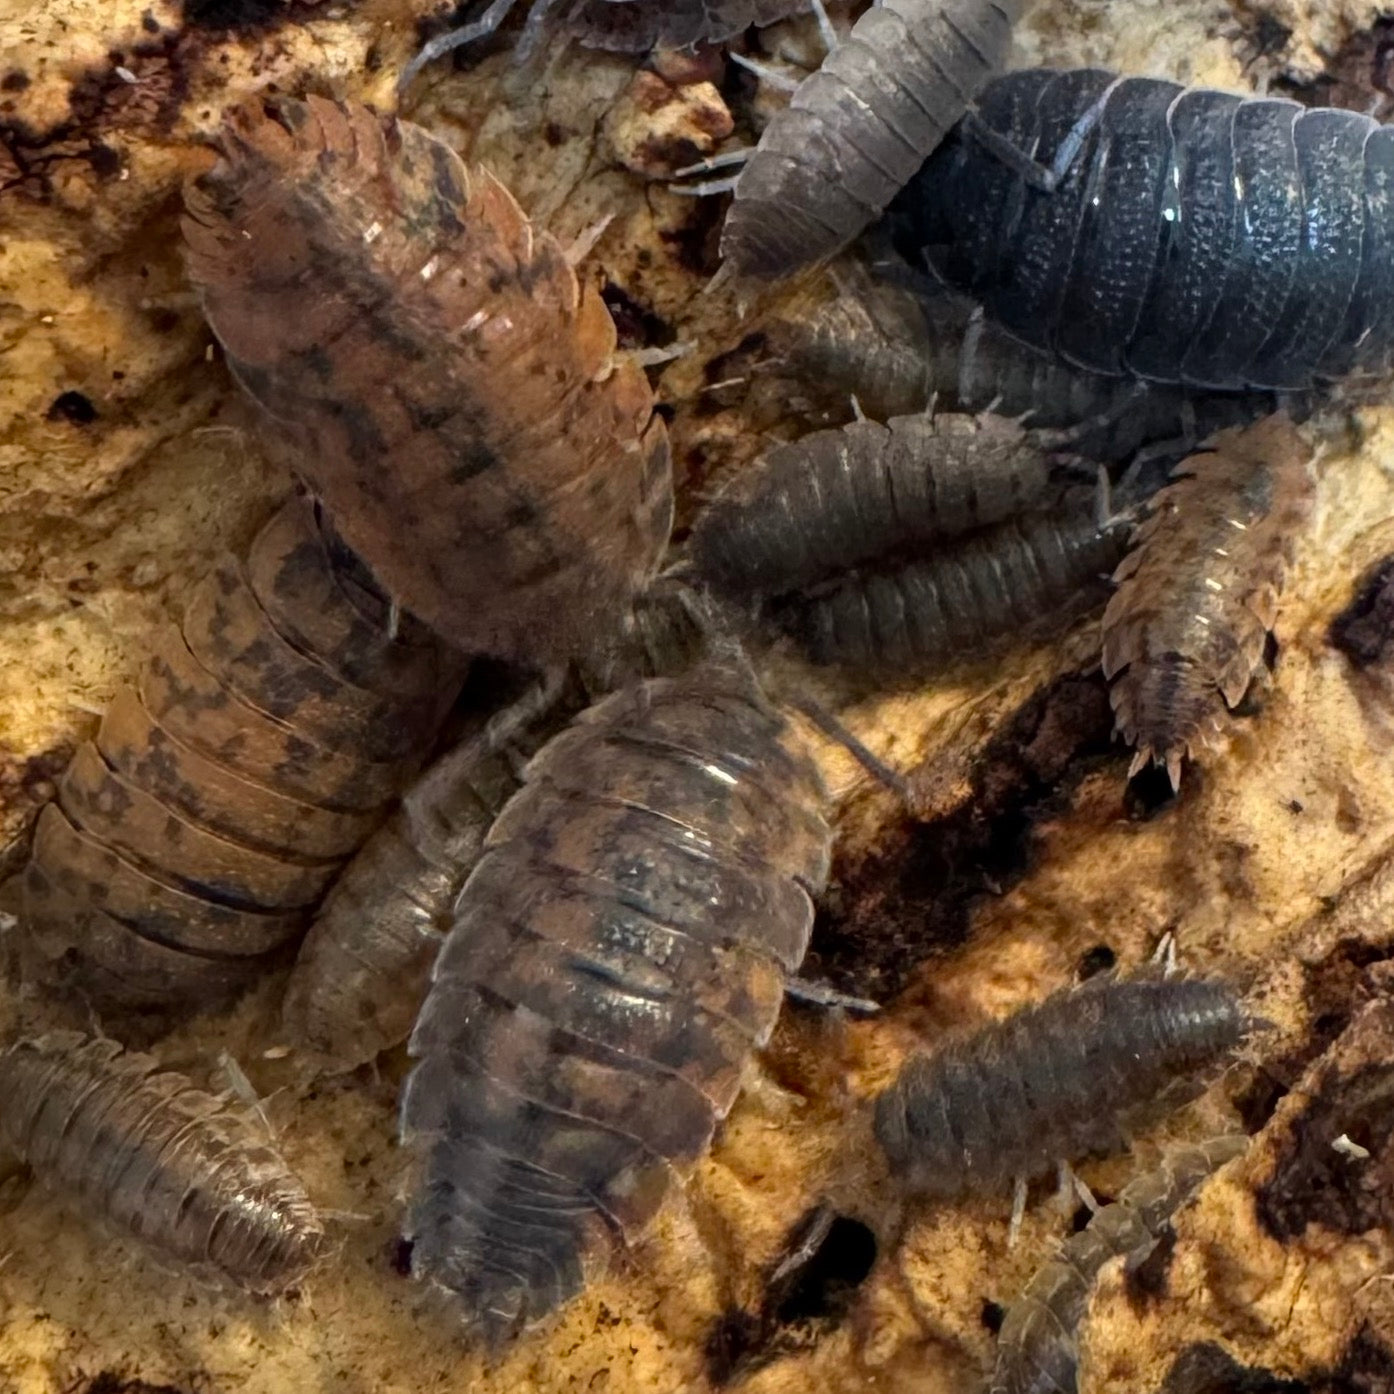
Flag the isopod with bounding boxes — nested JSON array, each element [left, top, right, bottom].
[[398, 655, 831, 1336], [718, 0, 1025, 278], [1101, 414, 1314, 788], [398, 0, 812, 89], [0, 1032, 324, 1294], [873, 976, 1249, 1200], [990, 1134, 1247, 1394], [281, 587, 708, 1070], [771, 482, 1128, 672], [891, 68, 1394, 390], [762, 268, 1289, 461], [182, 96, 673, 665], [19, 494, 462, 1016], [569, 0, 811, 52], [689, 411, 1061, 599]]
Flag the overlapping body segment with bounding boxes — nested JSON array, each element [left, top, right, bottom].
[[400, 658, 831, 1336], [568, 0, 809, 50], [893, 69, 1394, 390], [691, 411, 1058, 599], [873, 976, 1248, 1199], [20, 495, 461, 1016], [0, 1033, 324, 1293], [1102, 414, 1314, 786], [183, 96, 672, 663], [991, 1135, 1247, 1394]]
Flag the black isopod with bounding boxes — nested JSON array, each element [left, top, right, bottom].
[[890, 68, 1394, 390]]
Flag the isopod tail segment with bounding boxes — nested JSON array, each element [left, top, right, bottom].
[[18, 493, 466, 1022]]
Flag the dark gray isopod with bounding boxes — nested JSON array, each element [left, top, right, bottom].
[[874, 977, 1248, 1199], [724, 0, 1025, 277]]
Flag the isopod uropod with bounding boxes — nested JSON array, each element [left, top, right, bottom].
[[399, 655, 831, 1337], [891, 69, 1394, 390], [0, 1032, 325, 1294], [873, 976, 1249, 1199], [990, 1134, 1247, 1394], [182, 95, 673, 665], [19, 495, 462, 1016], [721, 0, 1025, 278], [1101, 413, 1314, 787]]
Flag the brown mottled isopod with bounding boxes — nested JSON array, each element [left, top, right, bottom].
[[280, 587, 707, 1071], [990, 1135, 1247, 1394], [689, 411, 1061, 599], [19, 494, 463, 1017], [182, 96, 673, 665], [0, 1032, 325, 1294], [398, 655, 831, 1338], [874, 976, 1249, 1201], [1101, 414, 1315, 788]]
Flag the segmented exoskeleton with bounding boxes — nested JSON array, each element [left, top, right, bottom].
[[0, 1033, 324, 1294], [19, 495, 462, 1016], [281, 590, 707, 1070], [399, 656, 831, 1337], [762, 269, 1288, 461], [690, 412, 1060, 599], [1101, 414, 1313, 788], [568, 0, 810, 51], [722, 0, 1025, 278], [990, 1135, 1247, 1394], [891, 69, 1394, 390], [183, 96, 672, 665], [772, 482, 1128, 672], [398, 0, 811, 89], [873, 977, 1248, 1199]]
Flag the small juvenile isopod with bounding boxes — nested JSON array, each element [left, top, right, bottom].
[[873, 976, 1249, 1200], [990, 1134, 1247, 1394], [1101, 414, 1314, 787], [891, 69, 1394, 390], [399, 655, 831, 1337], [0, 1032, 325, 1294], [19, 495, 462, 1016], [717, 0, 1025, 278], [689, 411, 1061, 599], [182, 95, 673, 666], [771, 482, 1128, 672], [762, 269, 1289, 461]]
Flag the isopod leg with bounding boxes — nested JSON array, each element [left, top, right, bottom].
[[783, 977, 881, 1014], [728, 52, 802, 93], [789, 695, 913, 805], [962, 78, 1122, 192], [397, 0, 524, 92]]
